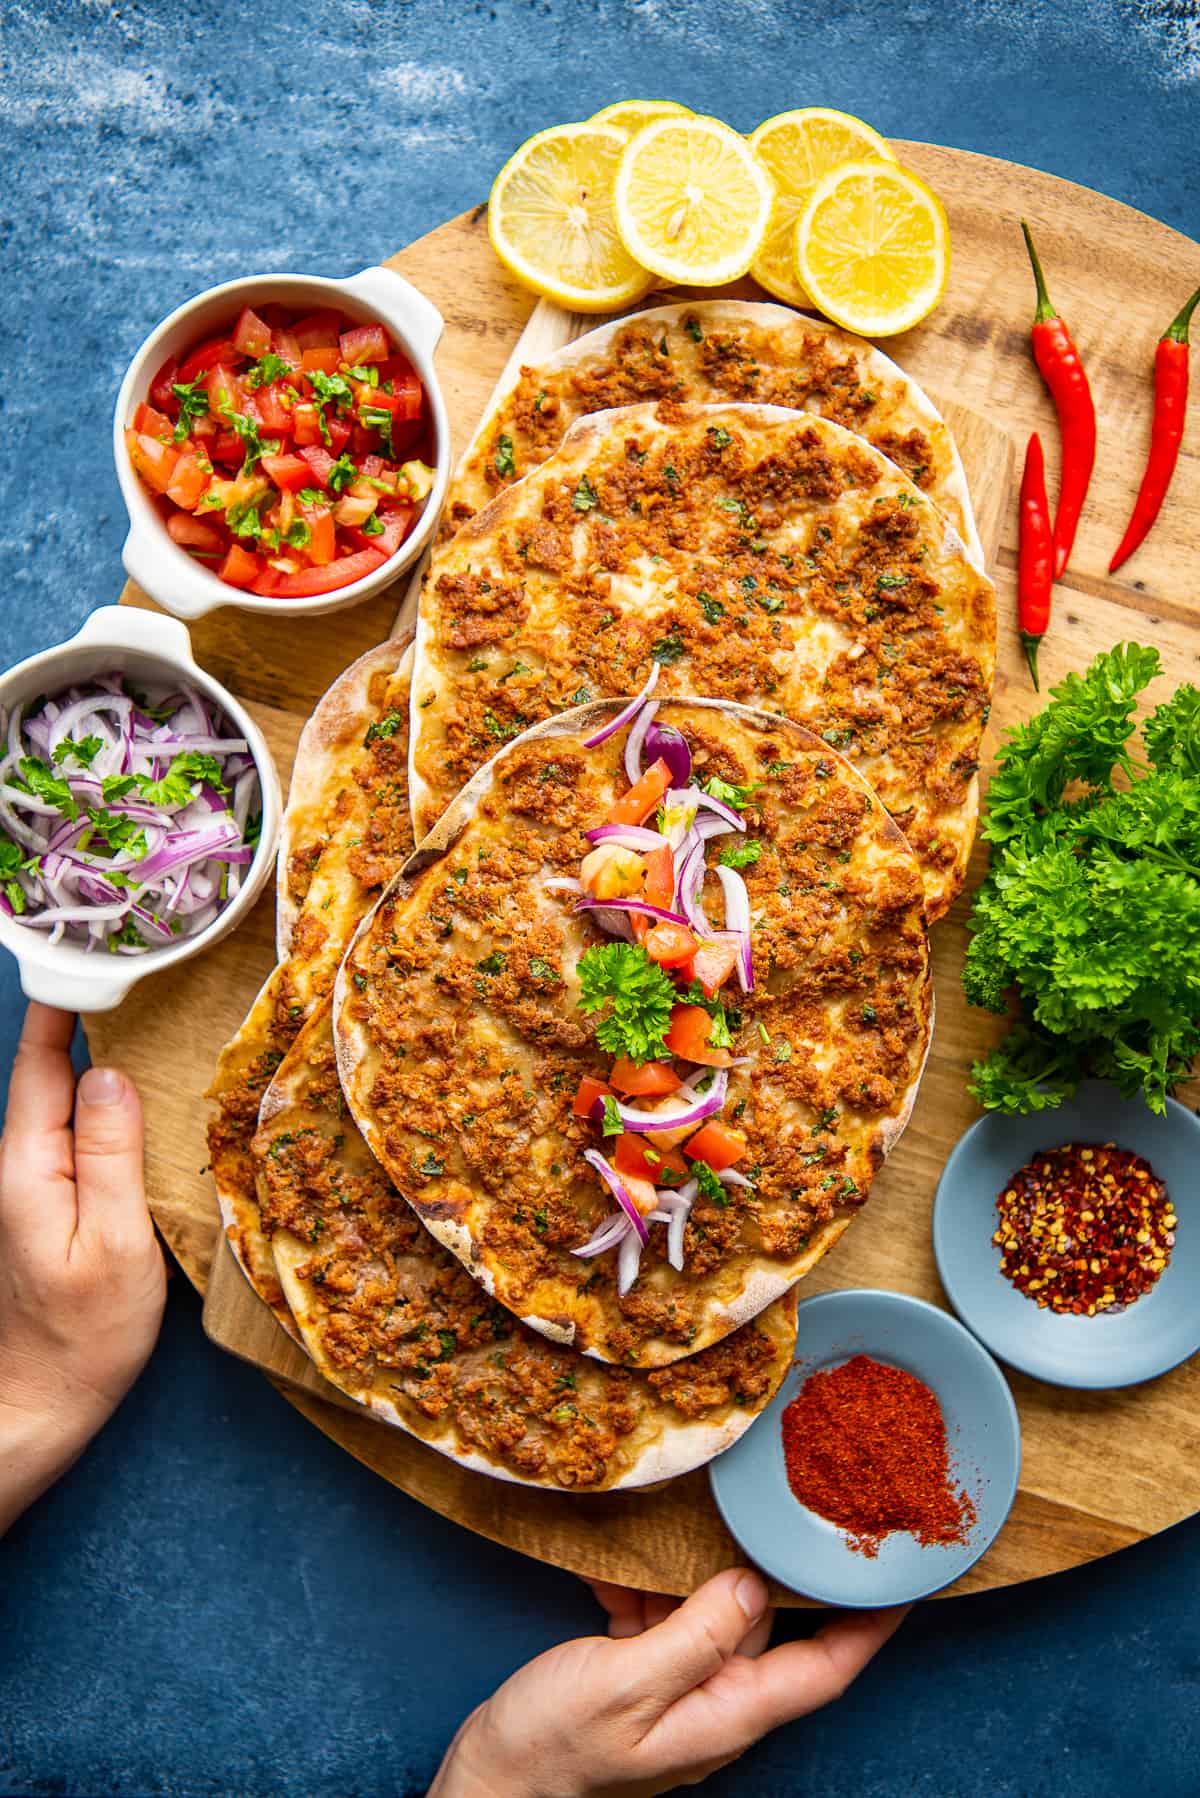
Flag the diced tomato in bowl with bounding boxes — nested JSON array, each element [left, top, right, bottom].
[[124, 297, 438, 604]]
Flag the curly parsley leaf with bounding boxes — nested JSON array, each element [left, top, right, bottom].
[[702, 775, 760, 811], [15, 757, 78, 820], [691, 1158, 728, 1205], [51, 734, 103, 769], [718, 838, 761, 869], [576, 942, 677, 1065]]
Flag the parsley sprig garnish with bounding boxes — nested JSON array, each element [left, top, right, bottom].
[[577, 942, 677, 1065]]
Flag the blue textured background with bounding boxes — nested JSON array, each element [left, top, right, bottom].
[[1, 2, 1198, 1793]]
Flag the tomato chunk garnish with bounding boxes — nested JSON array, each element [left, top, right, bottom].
[[607, 758, 673, 827], [683, 1119, 747, 1172], [664, 1004, 733, 1068], [613, 1133, 689, 1186], [572, 1075, 612, 1119], [609, 1057, 681, 1097], [644, 921, 698, 968], [685, 939, 740, 998]]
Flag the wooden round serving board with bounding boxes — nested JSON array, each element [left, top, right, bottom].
[[86, 143, 1200, 1602]]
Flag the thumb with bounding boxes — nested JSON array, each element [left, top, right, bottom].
[[72, 1067, 148, 1243], [619, 1568, 770, 1708]]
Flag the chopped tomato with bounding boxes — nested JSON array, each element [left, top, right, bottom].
[[344, 505, 413, 555], [613, 1133, 689, 1186], [683, 1119, 747, 1172], [301, 346, 342, 375], [210, 431, 245, 467], [261, 452, 312, 493], [297, 445, 335, 484], [609, 1057, 681, 1097], [379, 361, 423, 418], [272, 327, 303, 367], [204, 362, 241, 413], [348, 422, 376, 457], [292, 308, 342, 350], [292, 402, 324, 446], [255, 547, 387, 597], [340, 322, 389, 365], [232, 306, 272, 359], [299, 506, 337, 566], [685, 939, 740, 998], [133, 401, 173, 439], [165, 449, 210, 510], [149, 354, 178, 410], [126, 429, 179, 495], [665, 1004, 733, 1068], [254, 381, 294, 434], [607, 758, 673, 828], [176, 336, 238, 383], [572, 1075, 612, 1119], [167, 513, 224, 554], [644, 921, 698, 968], [642, 844, 675, 910], [218, 544, 261, 588], [327, 416, 353, 455]]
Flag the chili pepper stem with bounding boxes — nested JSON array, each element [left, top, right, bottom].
[[1164, 284, 1200, 344], [1020, 220, 1057, 322], [1019, 631, 1042, 691]]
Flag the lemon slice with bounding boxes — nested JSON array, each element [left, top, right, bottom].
[[488, 122, 655, 313], [590, 99, 692, 136], [748, 107, 895, 306], [795, 159, 950, 337], [613, 114, 772, 286]]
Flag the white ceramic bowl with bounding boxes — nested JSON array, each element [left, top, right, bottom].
[[0, 606, 281, 1012], [114, 266, 449, 620]]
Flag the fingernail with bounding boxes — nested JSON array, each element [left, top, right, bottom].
[[79, 1067, 125, 1106], [734, 1571, 768, 1621]]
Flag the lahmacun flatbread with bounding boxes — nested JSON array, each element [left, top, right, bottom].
[[335, 699, 932, 1369], [411, 402, 995, 918]]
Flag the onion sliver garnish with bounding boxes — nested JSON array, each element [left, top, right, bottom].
[[592, 1069, 729, 1136], [617, 1230, 643, 1297], [572, 1210, 631, 1259], [575, 897, 691, 928], [582, 661, 660, 749], [664, 1178, 698, 1270], [584, 823, 664, 852], [624, 699, 658, 787], [644, 721, 691, 788], [583, 1149, 649, 1244], [665, 786, 745, 832], [719, 1168, 754, 1190], [715, 864, 754, 992], [0, 672, 261, 953]]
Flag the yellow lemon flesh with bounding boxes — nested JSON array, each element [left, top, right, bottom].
[[795, 159, 950, 337], [589, 99, 692, 136], [613, 114, 772, 287], [748, 107, 895, 307], [488, 122, 655, 313]]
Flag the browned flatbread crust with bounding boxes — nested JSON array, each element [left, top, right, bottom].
[[411, 403, 994, 919], [206, 640, 415, 1331], [262, 1002, 798, 1491], [336, 699, 932, 1369], [442, 299, 984, 566]]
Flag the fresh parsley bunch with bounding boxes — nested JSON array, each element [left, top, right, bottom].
[[963, 643, 1200, 1114]]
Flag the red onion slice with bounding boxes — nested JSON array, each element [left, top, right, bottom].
[[617, 1230, 644, 1296], [715, 864, 755, 992], [582, 661, 660, 749], [624, 699, 658, 787], [584, 823, 665, 851], [664, 1177, 699, 1270], [644, 721, 692, 788], [572, 1211, 631, 1259], [592, 1070, 728, 1136], [719, 1168, 755, 1189], [575, 897, 690, 927], [583, 1149, 649, 1244]]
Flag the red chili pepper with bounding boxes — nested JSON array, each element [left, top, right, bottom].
[[1021, 221, 1097, 578], [1109, 284, 1200, 573], [1018, 430, 1053, 691]]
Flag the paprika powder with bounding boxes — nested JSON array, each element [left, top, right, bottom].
[[781, 1354, 976, 1558]]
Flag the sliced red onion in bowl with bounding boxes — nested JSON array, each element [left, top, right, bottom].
[[583, 1148, 649, 1244], [0, 673, 262, 954], [592, 1070, 728, 1135], [582, 661, 660, 749], [644, 721, 692, 788]]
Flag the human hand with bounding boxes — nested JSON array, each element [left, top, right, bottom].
[[0, 1003, 165, 1535], [429, 1566, 906, 1797]]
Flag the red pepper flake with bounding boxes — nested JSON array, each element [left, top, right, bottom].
[[994, 1141, 1174, 1316], [780, 1354, 976, 1558]]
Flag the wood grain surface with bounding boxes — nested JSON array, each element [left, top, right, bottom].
[[87, 142, 1200, 1601]]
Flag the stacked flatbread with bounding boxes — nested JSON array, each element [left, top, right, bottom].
[[208, 296, 995, 1492]]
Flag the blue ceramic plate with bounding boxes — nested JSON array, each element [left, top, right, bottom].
[[708, 1289, 1020, 1606], [933, 1082, 1200, 1390]]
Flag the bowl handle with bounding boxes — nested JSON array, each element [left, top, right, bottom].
[[72, 603, 196, 663], [122, 526, 224, 622], [17, 956, 137, 1014], [343, 265, 444, 360]]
